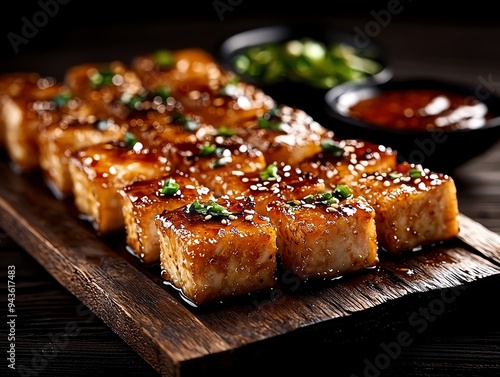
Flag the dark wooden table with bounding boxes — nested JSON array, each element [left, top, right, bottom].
[[2, 3, 500, 376]]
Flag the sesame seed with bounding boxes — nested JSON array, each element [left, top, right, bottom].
[[245, 215, 253, 221], [205, 215, 212, 220], [228, 215, 237, 220], [221, 219, 227, 225]]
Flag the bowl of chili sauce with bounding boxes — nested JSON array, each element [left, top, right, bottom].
[[324, 78, 500, 172]]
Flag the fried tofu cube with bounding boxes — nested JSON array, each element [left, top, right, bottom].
[[64, 61, 146, 117], [164, 139, 267, 196], [0, 72, 43, 148], [299, 138, 398, 188], [131, 48, 223, 93], [348, 163, 460, 253], [38, 117, 127, 198], [237, 105, 333, 166], [118, 173, 212, 265], [0, 75, 63, 171], [220, 163, 327, 215], [68, 138, 172, 234], [267, 188, 379, 280], [155, 196, 278, 306], [132, 48, 275, 127]]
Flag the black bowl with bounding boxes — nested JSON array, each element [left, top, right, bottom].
[[324, 77, 500, 173], [218, 24, 393, 125]]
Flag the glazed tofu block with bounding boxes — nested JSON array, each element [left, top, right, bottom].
[[131, 48, 222, 93], [68, 137, 172, 234], [237, 105, 333, 167], [131, 48, 276, 127], [0, 75, 64, 172], [64, 60, 146, 118], [348, 163, 460, 253], [0, 72, 43, 147], [155, 196, 278, 306], [220, 163, 326, 215], [164, 138, 267, 196], [118, 172, 212, 265], [267, 186, 379, 280], [299, 138, 398, 188], [38, 117, 127, 198]]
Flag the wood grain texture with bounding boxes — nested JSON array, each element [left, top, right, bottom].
[[1, 159, 500, 377]]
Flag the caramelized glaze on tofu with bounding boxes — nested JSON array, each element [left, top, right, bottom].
[[126, 108, 216, 149], [38, 117, 127, 198], [237, 105, 333, 166], [164, 138, 267, 196], [348, 163, 460, 253], [267, 190, 379, 280], [68, 139, 172, 234], [155, 196, 278, 306], [118, 173, 212, 265], [220, 163, 326, 215], [299, 138, 398, 188]]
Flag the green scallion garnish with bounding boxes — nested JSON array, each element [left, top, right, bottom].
[[408, 168, 423, 178], [159, 178, 180, 196], [52, 92, 72, 108], [198, 144, 217, 156], [154, 49, 175, 68], [187, 200, 235, 218], [90, 69, 115, 88], [388, 171, 403, 179], [215, 126, 235, 137], [259, 164, 279, 181], [320, 139, 344, 157], [333, 185, 352, 200], [172, 111, 199, 131], [124, 132, 139, 149]]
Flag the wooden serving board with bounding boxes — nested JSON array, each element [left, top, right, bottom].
[[2, 159, 500, 377]]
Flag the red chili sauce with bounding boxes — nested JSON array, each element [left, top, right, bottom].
[[347, 89, 493, 131]]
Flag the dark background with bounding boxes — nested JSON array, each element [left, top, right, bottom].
[[1, 0, 498, 75]]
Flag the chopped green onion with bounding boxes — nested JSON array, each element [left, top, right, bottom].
[[388, 171, 403, 179], [333, 185, 352, 199], [152, 86, 171, 101], [408, 168, 423, 178], [90, 69, 115, 88], [121, 93, 146, 110], [154, 49, 175, 68], [159, 178, 180, 196], [198, 144, 217, 156], [172, 112, 199, 131], [286, 199, 301, 207], [215, 126, 235, 137], [259, 164, 279, 181], [52, 92, 72, 108], [124, 132, 139, 149], [320, 139, 344, 157], [187, 200, 235, 218], [303, 192, 340, 206]]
